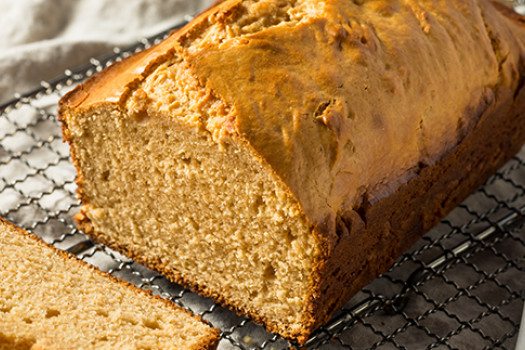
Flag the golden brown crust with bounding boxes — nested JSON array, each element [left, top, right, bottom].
[[59, 0, 525, 345], [307, 76, 525, 334], [0, 217, 220, 350], [490, 0, 525, 24], [58, 0, 231, 113]]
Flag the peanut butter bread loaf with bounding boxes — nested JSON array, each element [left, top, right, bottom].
[[0, 218, 219, 350], [59, 0, 525, 343]]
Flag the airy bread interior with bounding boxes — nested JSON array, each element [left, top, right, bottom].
[[0, 220, 218, 350], [64, 54, 317, 335]]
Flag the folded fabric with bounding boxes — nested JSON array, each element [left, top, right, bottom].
[[0, 0, 214, 104]]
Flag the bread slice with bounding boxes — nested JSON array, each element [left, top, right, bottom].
[[58, 0, 525, 343], [0, 218, 219, 350]]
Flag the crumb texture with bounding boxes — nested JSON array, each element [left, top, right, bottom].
[[0, 220, 218, 350], [66, 71, 316, 335]]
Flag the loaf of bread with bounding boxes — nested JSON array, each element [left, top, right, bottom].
[[0, 218, 219, 349], [59, 0, 525, 343]]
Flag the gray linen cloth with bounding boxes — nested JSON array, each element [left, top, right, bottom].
[[0, 0, 214, 104]]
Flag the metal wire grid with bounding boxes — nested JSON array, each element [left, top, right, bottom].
[[1, 13, 525, 350], [307, 167, 525, 350]]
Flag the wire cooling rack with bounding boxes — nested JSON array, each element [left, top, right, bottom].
[[1, 10, 525, 350]]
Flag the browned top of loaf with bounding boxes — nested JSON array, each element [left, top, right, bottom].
[[59, 0, 224, 110], [60, 0, 525, 235]]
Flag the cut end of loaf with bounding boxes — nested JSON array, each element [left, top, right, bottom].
[[0, 218, 219, 350], [61, 53, 319, 340], [57, 0, 525, 344]]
